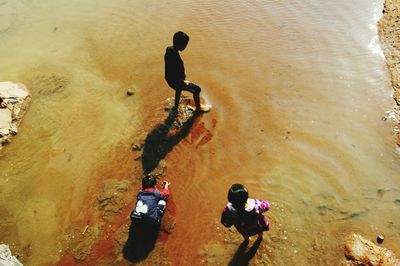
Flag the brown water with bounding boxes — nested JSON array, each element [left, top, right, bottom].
[[1, 0, 399, 265]]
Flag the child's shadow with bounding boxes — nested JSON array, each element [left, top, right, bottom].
[[228, 238, 262, 266], [141, 108, 197, 174], [122, 221, 160, 262]]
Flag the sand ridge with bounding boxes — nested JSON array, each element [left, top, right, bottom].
[[378, 0, 400, 146]]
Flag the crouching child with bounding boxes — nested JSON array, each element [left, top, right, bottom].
[[221, 184, 270, 244], [123, 175, 170, 261]]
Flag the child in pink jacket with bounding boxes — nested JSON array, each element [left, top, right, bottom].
[[221, 184, 270, 242]]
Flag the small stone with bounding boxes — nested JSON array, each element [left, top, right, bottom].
[[126, 89, 135, 96], [9, 124, 18, 135], [131, 143, 142, 151], [377, 235, 384, 244]]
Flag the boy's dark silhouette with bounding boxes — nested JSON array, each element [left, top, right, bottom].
[[164, 31, 208, 112]]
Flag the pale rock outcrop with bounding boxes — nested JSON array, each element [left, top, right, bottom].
[[341, 234, 400, 266], [0, 244, 23, 266], [0, 82, 30, 149]]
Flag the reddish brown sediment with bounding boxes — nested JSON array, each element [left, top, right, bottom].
[[54, 144, 142, 266], [378, 0, 400, 146], [53, 108, 180, 265], [161, 119, 220, 264]]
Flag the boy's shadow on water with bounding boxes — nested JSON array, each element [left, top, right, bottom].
[[141, 108, 198, 174], [228, 238, 262, 266], [122, 221, 160, 262], [123, 109, 197, 262]]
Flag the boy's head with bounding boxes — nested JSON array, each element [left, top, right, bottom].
[[142, 175, 157, 189], [228, 184, 248, 209], [173, 31, 190, 51]]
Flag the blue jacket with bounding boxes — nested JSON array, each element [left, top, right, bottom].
[[130, 188, 169, 224]]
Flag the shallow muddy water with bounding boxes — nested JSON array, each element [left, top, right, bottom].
[[0, 0, 399, 265]]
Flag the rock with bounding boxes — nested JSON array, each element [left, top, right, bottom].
[[0, 244, 23, 266], [341, 234, 400, 265], [0, 108, 12, 136], [377, 235, 385, 244], [126, 89, 135, 96], [378, 0, 400, 148], [131, 143, 143, 151], [0, 82, 31, 149], [164, 96, 195, 128]]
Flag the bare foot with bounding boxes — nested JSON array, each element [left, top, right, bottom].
[[200, 104, 212, 112], [193, 104, 212, 115]]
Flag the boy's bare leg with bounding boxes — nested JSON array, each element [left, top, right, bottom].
[[194, 92, 201, 110], [174, 89, 182, 109], [240, 230, 249, 243]]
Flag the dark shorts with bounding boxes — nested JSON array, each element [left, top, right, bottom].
[[168, 81, 201, 94]]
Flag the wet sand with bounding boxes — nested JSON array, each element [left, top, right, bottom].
[[378, 0, 400, 146]]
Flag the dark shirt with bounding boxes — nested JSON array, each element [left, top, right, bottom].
[[164, 46, 185, 88]]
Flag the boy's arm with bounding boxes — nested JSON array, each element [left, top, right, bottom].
[[221, 207, 235, 227], [158, 181, 170, 199], [159, 187, 170, 197]]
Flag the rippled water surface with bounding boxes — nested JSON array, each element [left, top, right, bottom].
[[0, 0, 399, 265]]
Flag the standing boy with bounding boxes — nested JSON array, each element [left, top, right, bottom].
[[164, 31, 210, 113]]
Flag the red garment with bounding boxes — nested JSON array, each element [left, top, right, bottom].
[[143, 186, 170, 197]]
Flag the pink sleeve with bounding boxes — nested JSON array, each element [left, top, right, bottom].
[[255, 199, 270, 213]]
